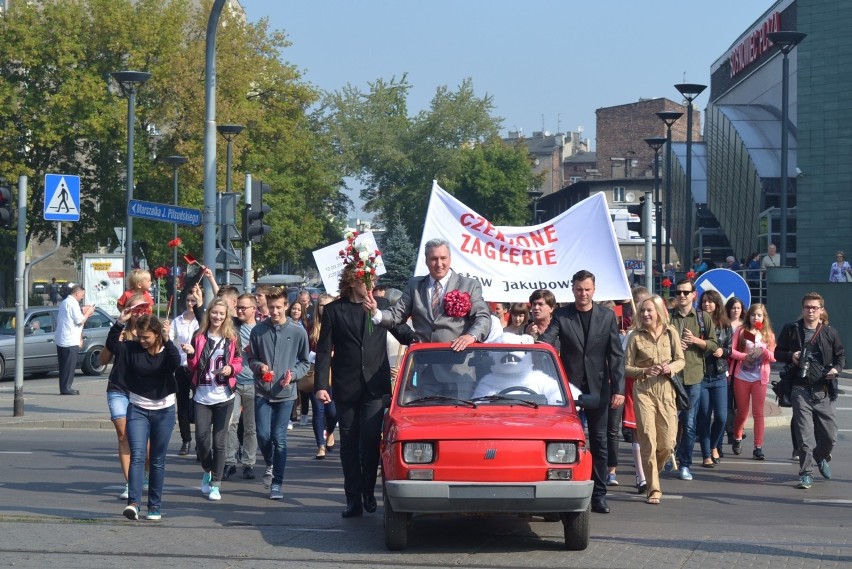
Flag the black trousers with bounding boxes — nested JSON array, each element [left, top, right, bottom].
[[175, 367, 193, 444], [56, 345, 77, 393], [585, 405, 609, 500], [336, 392, 384, 506]]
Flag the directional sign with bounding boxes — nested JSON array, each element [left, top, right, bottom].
[[44, 174, 81, 221], [128, 199, 202, 227], [694, 268, 752, 308]]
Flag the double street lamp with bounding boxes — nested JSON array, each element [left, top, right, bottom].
[[528, 188, 543, 224], [656, 111, 683, 266], [674, 83, 706, 266], [111, 71, 152, 274], [645, 136, 667, 278], [767, 31, 807, 266], [165, 155, 188, 314]]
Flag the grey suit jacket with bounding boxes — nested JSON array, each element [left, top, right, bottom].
[[380, 270, 491, 343], [539, 303, 625, 400]]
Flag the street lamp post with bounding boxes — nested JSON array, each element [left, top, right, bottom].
[[674, 83, 706, 265], [767, 31, 806, 266], [645, 136, 667, 282], [111, 71, 152, 275], [528, 188, 543, 224], [656, 111, 683, 266], [216, 125, 245, 285], [165, 155, 188, 315]]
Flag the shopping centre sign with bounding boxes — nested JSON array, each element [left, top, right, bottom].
[[729, 11, 781, 78]]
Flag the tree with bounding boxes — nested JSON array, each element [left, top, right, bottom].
[[0, 0, 346, 279], [321, 76, 516, 241], [379, 216, 418, 290]]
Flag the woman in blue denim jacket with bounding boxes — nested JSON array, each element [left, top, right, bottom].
[[697, 290, 732, 467]]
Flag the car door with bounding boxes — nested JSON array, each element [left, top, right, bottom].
[[24, 310, 58, 372]]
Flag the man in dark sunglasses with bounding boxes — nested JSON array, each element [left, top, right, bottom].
[[669, 279, 717, 482]]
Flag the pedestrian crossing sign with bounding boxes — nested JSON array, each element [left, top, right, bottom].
[[44, 174, 81, 221]]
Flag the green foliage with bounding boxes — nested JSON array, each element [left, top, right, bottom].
[[379, 217, 418, 290], [0, 0, 346, 277], [321, 76, 533, 241]]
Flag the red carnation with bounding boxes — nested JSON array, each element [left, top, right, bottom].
[[443, 290, 472, 318], [262, 371, 274, 382], [154, 266, 169, 280], [167, 237, 182, 249], [754, 321, 763, 331], [686, 271, 696, 280], [662, 278, 672, 288]]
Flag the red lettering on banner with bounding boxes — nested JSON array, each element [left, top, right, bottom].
[[457, 211, 560, 266]]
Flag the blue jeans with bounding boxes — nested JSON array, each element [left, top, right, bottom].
[[255, 397, 294, 486], [676, 382, 703, 469], [310, 390, 338, 447], [126, 403, 176, 508], [697, 375, 728, 460]]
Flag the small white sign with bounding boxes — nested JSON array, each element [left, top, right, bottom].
[[312, 231, 386, 296]]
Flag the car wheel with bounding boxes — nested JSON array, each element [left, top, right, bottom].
[[561, 504, 590, 551], [81, 344, 107, 376], [0, 356, 5, 380], [383, 484, 410, 551]]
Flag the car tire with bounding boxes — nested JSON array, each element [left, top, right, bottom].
[[561, 504, 590, 551], [0, 356, 5, 380], [81, 344, 107, 376], [383, 485, 410, 551]]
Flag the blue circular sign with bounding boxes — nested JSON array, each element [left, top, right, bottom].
[[693, 268, 752, 308]]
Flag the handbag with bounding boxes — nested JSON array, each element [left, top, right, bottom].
[[666, 329, 690, 411], [298, 364, 316, 394]]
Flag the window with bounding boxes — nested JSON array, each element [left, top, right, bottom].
[[84, 310, 112, 329], [569, 176, 582, 184], [612, 187, 626, 203]]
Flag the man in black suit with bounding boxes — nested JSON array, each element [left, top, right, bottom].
[[539, 270, 625, 514], [315, 265, 413, 518], [366, 237, 491, 351]]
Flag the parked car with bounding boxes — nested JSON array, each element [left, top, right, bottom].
[[0, 306, 114, 379], [381, 342, 594, 551]]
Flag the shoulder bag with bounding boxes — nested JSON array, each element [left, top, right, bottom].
[[666, 328, 690, 411]]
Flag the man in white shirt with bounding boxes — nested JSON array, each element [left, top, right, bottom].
[[761, 243, 781, 270], [54, 285, 95, 395]]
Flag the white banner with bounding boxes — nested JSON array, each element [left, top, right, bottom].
[[312, 231, 386, 297], [415, 182, 631, 303], [82, 254, 125, 316]]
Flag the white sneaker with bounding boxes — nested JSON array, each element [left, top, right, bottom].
[[200, 471, 212, 494], [679, 466, 693, 481], [269, 484, 283, 500], [262, 466, 273, 489], [299, 415, 309, 427], [208, 486, 221, 501], [287, 421, 294, 430], [119, 484, 129, 500]]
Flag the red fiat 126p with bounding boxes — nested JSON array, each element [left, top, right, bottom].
[[380, 342, 593, 551]]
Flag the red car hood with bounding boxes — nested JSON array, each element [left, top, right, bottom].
[[386, 407, 585, 442]]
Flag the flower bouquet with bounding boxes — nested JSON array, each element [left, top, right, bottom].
[[339, 230, 382, 332], [443, 289, 472, 318]]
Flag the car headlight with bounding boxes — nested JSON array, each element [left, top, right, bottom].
[[402, 442, 434, 464], [546, 442, 578, 464]]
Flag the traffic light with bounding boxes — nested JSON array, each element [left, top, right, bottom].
[[243, 180, 271, 243], [0, 180, 12, 229], [626, 196, 645, 237]]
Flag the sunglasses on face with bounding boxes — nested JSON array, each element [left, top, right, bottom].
[[674, 290, 693, 296]]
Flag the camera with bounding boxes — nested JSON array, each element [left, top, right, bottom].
[[798, 348, 813, 381]]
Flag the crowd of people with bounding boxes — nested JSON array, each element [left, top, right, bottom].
[[83, 235, 843, 522]]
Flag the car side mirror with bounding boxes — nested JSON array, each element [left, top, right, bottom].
[[576, 394, 600, 410], [23, 325, 33, 336]]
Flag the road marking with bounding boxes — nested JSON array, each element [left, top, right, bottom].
[[838, 429, 852, 432], [0, 451, 32, 454], [804, 499, 852, 504], [836, 407, 852, 411]]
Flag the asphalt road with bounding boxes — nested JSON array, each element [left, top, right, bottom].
[[0, 375, 850, 568]]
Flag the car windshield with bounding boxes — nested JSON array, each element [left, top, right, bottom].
[[397, 346, 567, 407]]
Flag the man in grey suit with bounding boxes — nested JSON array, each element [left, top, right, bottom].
[[539, 269, 625, 514], [366, 238, 491, 352]]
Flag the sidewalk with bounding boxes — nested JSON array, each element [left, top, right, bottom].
[[1, 366, 829, 429]]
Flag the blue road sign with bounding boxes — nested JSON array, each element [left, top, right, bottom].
[[694, 268, 752, 308], [128, 199, 202, 227], [44, 174, 81, 221]]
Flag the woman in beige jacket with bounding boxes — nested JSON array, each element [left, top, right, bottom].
[[624, 295, 686, 504]]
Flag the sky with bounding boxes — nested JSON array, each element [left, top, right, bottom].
[[239, 0, 773, 214]]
